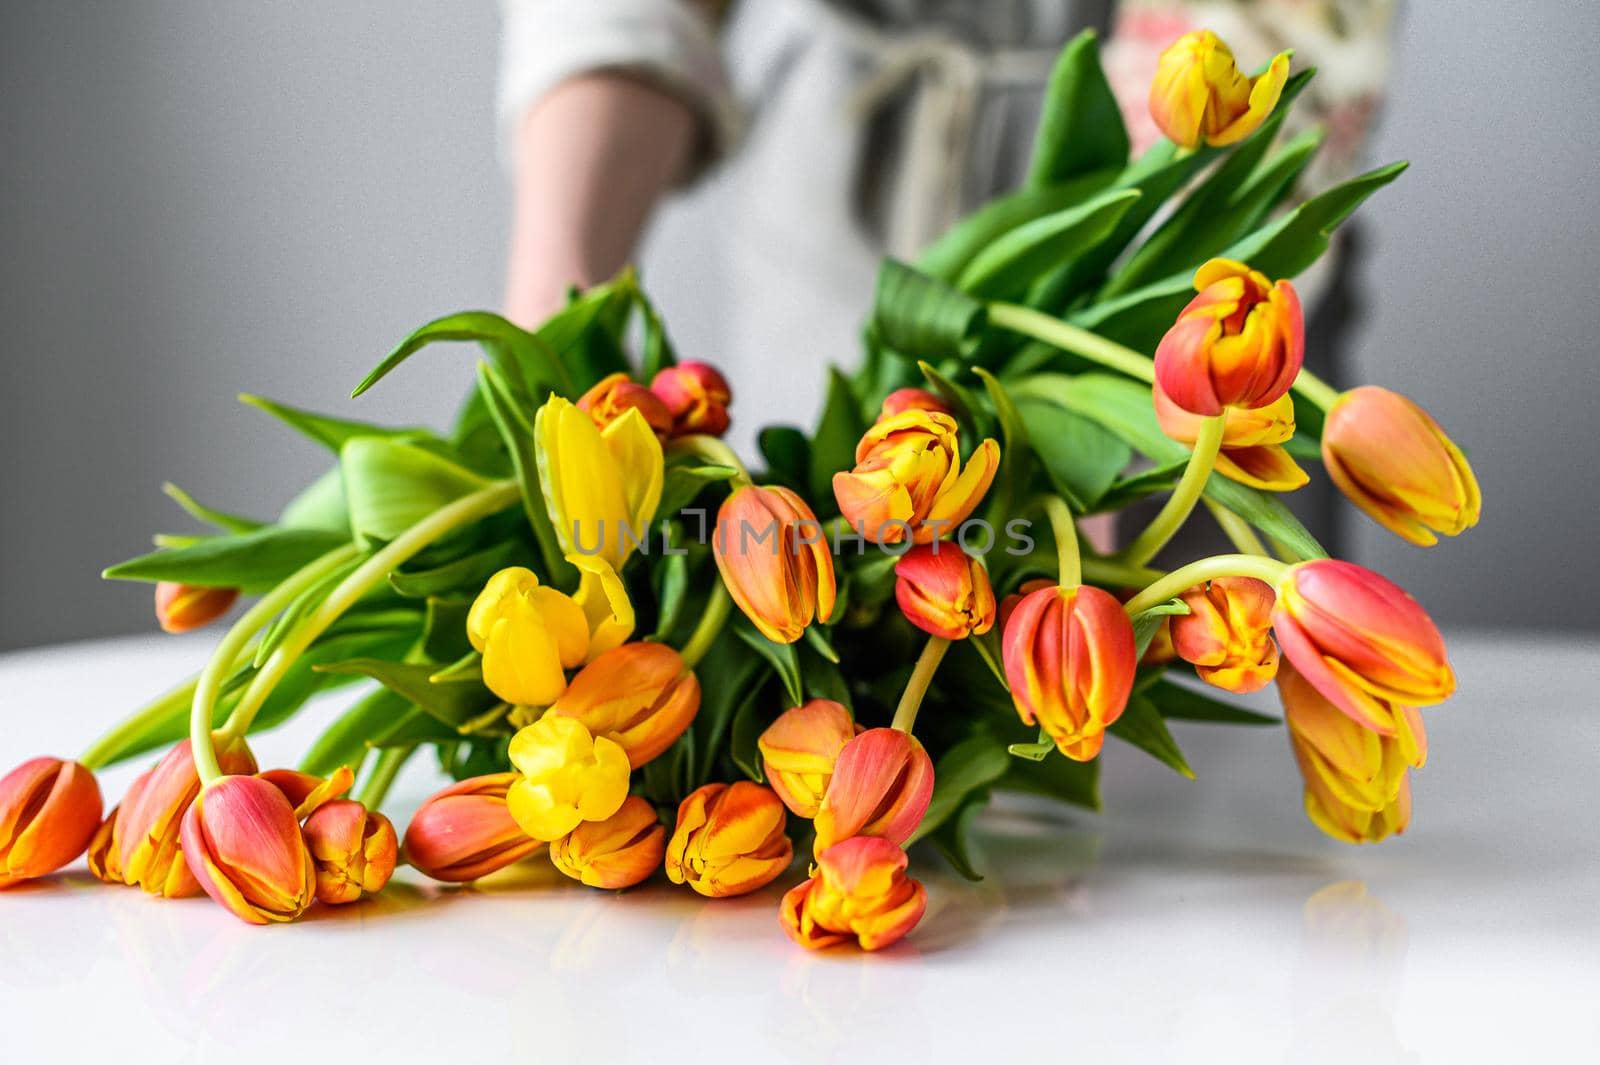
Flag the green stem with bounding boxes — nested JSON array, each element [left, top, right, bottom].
[[1123, 555, 1288, 617], [1293, 368, 1341, 412], [891, 636, 950, 734], [1118, 414, 1226, 568], [680, 582, 732, 669], [219, 481, 520, 744], [1079, 557, 1165, 589], [355, 745, 413, 809], [988, 303, 1155, 383], [188, 546, 360, 785], [1039, 496, 1081, 587], [1204, 498, 1270, 557], [82, 676, 200, 770], [668, 434, 752, 486]]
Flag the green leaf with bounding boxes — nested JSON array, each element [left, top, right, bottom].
[[809, 368, 869, 505], [871, 259, 988, 361], [421, 597, 473, 663], [1108, 693, 1194, 778], [161, 482, 264, 534], [972, 367, 1032, 522], [1027, 30, 1129, 187], [635, 284, 678, 382], [758, 426, 811, 493], [659, 462, 738, 518], [279, 466, 349, 533], [103, 526, 351, 591], [313, 658, 498, 729], [388, 538, 524, 599], [353, 310, 573, 401], [1015, 399, 1131, 511], [729, 690, 768, 783], [1007, 727, 1055, 761], [475, 363, 574, 586], [928, 795, 988, 881], [1092, 459, 1190, 512], [911, 733, 1012, 844], [340, 437, 491, 545], [692, 643, 768, 785], [732, 623, 804, 708], [917, 170, 1118, 282], [1001, 749, 1100, 810], [956, 189, 1141, 300], [239, 393, 425, 454], [1130, 601, 1189, 658], [916, 360, 993, 440], [299, 687, 413, 777], [1146, 677, 1279, 725], [253, 553, 365, 667], [651, 551, 691, 640], [541, 276, 634, 389]]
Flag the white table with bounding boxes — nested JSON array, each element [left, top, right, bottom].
[[1, 632, 1595, 1063]]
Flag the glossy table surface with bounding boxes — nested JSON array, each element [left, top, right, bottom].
[[1, 631, 1595, 1063]]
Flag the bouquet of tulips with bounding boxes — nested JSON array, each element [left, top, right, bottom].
[[1, 29, 1478, 951]]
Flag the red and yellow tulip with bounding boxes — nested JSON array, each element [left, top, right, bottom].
[[664, 781, 793, 897], [114, 735, 256, 897], [877, 387, 950, 421], [505, 715, 631, 842], [301, 799, 398, 905], [780, 836, 927, 952], [650, 360, 732, 438], [1154, 382, 1307, 492], [402, 773, 544, 882], [546, 642, 700, 768], [180, 774, 317, 924], [1171, 576, 1281, 693], [813, 728, 934, 855], [893, 543, 997, 640], [1149, 29, 1290, 149], [154, 582, 239, 634], [577, 371, 673, 437], [758, 699, 859, 819], [713, 484, 835, 644], [832, 410, 999, 544], [549, 795, 665, 889], [0, 757, 102, 888]]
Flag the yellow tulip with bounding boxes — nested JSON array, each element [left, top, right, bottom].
[[535, 396, 663, 571], [467, 566, 590, 706], [505, 716, 631, 842], [1149, 30, 1290, 150]]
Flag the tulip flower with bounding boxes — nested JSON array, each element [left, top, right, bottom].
[[1301, 765, 1411, 845], [154, 582, 239, 634], [546, 642, 700, 768], [877, 387, 950, 421], [403, 773, 544, 882], [0, 757, 102, 887], [257, 765, 354, 818], [1322, 386, 1482, 546], [86, 798, 127, 883], [780, 836, 927, 952], [893, 543, 997, 639], [301, 799, 398, 904], [758, 699, 858, 819], [577, 371, 674, 437], [535, 395, 664, 570], [832, 410, 1000, 544], [466, 565, 600, 707], [569, 553, 636, 661], [664, 781, 793, 897], [118, 734, 256, 897], [713, 483, 836, 644], [1002, 584, 1137, 760], [812, 728, 934, 855], [1171, 576, 1281, 693], [1153, 383, 1308, 492], [1272, 559, 1455, 735], [549, 795, 665, 889], [650, 361, 732, 437], [1154, 259, 1304, 417], [505, 715, 631, 842], [181, 775, 317, 924], [1148, 29, 1290, 149]]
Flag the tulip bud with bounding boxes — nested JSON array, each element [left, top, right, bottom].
[[546, 642, 700, 768], [258, 765, 354, 819], [713, 484, 836, 644], [833, 410, 1000, 544], [181, 775, 316, 924], [577, 371, 674, 437], [650, 361, 732, 437], [1002, 584, 1137, 761], [1154, 259, 1304, 417], [813, 728, 934, 855], [118, 734, 256, 897], [664, 781, 793, 897], [0, 757, 102, 887], [1171, 577, 1280, 693], [877, 387, 950, 421], [154, 582, 240, 634], [536, 394, 664, 571], [467, 566, 591, 707], [780, 836, 927, 952], [758, 699, 858, 818], [1154, 382, 1307, 492], [549, 795, 665, 889], [1272, 560, 1455, 736], [505, 715, 631, 842], [86, 799, 126, 883], [301, 799, 398, 904], [893, 543, 996, 639], [1148, 29, 1290, 149], [997, 577, 1055, 632], [1322, 386, 1482, 547], [403, 773, 544, 882]]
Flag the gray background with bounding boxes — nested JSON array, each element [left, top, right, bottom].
[[2, 0, 1597, 651]]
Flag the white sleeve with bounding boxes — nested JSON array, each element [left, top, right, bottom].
[[497, 0, 740, 177]]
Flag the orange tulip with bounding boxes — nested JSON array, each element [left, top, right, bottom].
[[549, 795, 665, 889], [758, 699, 859, 818], [403, 773, 544, 883], [1154, 259, 1304, 417], [812, 728, 934, 855], [257, 765, 354, 818], [664, 781, 793, 898], [1322, 386, 1481, 547], [1171, 577, 1280, 693], [713, 484, 836, 644], [577, 371, 674, 437], [302, 799, 399, 905], [155, 582, 240, 634], [1273, 560, 1455, 736], [546, 642, 700, 769], [651, 361, 732, 437], [893, 543, 997, 639], [116, 735, 256, 897], [833, 410, 1000, 544], [0, 757, 102, 887], [780, 836, 927, 952], [86, 795, 128, 883], [181, 775, 316, 924], [877, 387, 950, 421], [1148, 29, 1290, 149], [1153, 381, 1307, 491], [1002, 584, 1137, 760]]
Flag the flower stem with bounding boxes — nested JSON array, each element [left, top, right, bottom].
[[1204, 498, 1270, 557], [81, 677, 197, 770], [891, 635, 950, 734], [1079, 557, 1165, 588], [355, 745, 413, 809], [1118, 414, 1226, 568], [1293, 368, 1341, 412], [668, 434, 752, 487], [680, 582, 732, 668], [1122, 555, 1288, 617], [189, 545, 361, 785], [987, 303, 1155, 383], [1040, 495, 1081, 587], [217, 481, 520, 745]]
